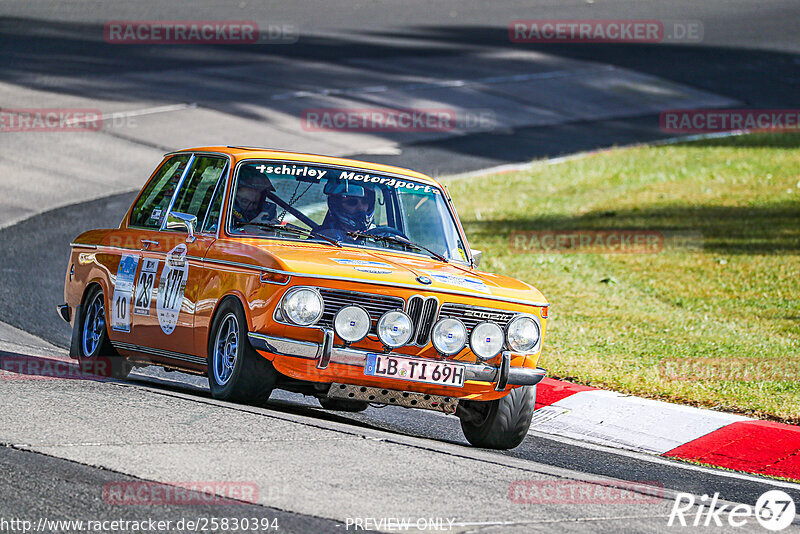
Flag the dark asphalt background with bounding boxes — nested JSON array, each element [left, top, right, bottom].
[[1, 0, 799, 528]]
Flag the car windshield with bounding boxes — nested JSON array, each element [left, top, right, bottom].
[[228, 161, 469, 263]]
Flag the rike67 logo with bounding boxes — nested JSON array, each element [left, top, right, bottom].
[[669, 490, 796, 531]]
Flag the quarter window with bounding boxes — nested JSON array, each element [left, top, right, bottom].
[[167, 156, 228, 231], [129, 155, 191, 229]]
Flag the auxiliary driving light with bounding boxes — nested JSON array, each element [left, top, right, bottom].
[[505, 315, 541, 353], [431, 317, 467, 356], [334, 305, 371, 343], [470, 321, 504, 360], [377, 310, 414, 348], [281, 287, 323, 326]]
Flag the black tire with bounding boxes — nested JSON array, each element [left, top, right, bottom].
[[317, 397, 369, 412], [73, 285, 132, 380], [207, 298, 277, 405], [459, 385, 536, 450]]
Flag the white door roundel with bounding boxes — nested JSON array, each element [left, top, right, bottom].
[[156, 244, 189, 335]]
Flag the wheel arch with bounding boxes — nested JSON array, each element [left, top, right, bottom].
[[205, 291, 251, 352]]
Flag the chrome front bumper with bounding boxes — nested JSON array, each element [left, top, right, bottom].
[[248, 332, 546, 391]]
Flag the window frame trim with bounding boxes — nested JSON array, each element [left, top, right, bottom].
[[126, 153, 194, 231], [223, 158, 471, 266]]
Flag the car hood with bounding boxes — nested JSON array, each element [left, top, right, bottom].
[[211, 239, 547, 306]]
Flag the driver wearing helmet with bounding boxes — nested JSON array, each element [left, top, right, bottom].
[[232, 165, 278, 229], [319, 181, 376, 242]]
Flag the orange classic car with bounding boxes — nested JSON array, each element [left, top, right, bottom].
[[59, 147, 548, 449]]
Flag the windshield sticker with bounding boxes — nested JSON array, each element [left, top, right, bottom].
[[111, 254, 139, 333], [133, 258, 159, 316], [424, 271, 491, 294], [254, 164, 327, 179], [156, 244, 189, 335], [249, 163, 437, 194], [337, 171, 438, 193]]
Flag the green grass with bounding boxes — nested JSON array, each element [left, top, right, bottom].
[[448, 133, 800, 424]]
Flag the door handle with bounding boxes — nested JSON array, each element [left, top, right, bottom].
[[140, 239, 159, 250]]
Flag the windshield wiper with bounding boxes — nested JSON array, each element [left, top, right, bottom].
[[246, 222, 342, 248], [347, 231, 448, 263]]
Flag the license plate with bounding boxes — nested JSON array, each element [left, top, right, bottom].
[[364, 353, 465, 388]]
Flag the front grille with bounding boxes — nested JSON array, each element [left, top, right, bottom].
[[318, 288, 404, 333], [438, 303, 516, 334], [405, 295, 439, 346]]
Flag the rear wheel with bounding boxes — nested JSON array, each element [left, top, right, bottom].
[[458, 386, 536, 450], [73, 285, 132, 379], [207, 299, 277, 405]]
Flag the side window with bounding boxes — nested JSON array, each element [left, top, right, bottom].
[[168, 156, 228, 230], [201, 176, 226, 233], [129, 155, 191, 228]]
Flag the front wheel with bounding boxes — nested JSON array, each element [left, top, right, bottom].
[[73, 286, 132, 379], [207, 299, 277, 406], [458, 386, 536, 450]]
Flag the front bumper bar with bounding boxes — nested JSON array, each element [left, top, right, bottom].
[[248, 332, 546, 390]]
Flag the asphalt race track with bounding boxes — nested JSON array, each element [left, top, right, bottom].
[[1, 1, 799, 532]]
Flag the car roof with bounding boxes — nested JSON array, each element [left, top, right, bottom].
[[169, 146, 443, 188]]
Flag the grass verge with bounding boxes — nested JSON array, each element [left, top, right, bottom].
[[448, 132, 800, 424]]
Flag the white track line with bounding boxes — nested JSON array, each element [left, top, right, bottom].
[[64, 102, 197, 127]]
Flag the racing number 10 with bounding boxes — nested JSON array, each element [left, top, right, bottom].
[[116, 296, 127, 319]]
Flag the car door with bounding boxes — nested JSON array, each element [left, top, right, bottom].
[[129, 154, 230, 366], [105, 153, 192, 349]]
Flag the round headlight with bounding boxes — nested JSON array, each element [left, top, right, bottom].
[[431, 318, 467, 356], [281, 288, 323, 326], [506, 315, 541, 353], [377, 310, 414, 348], [470, 321, 504, 360], [334, 305, 371, 343]]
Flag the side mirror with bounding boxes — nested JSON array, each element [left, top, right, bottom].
[[166, 212, 197, 243], [470, 249, 483, 268]]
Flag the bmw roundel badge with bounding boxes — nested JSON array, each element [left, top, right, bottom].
[[416, 275, 432, 285]]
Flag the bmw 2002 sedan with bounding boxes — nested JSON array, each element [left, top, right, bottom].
[[59, 147, 549, 449]]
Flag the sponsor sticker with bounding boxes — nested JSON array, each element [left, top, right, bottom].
[[424, 271, 491, 294], [332, 259, 393, 269], [111, 254, 139, 332], [156, 244, 189, 335], [354, 267, 393, 274], [134, 258, 159, 316]]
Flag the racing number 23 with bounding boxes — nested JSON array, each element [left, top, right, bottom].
[[134, 259, 159, 316]]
